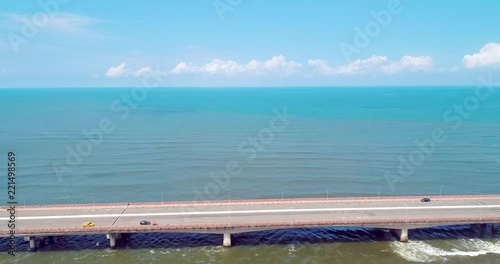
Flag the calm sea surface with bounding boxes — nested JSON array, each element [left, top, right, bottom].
[[0, 87, 499, 263]]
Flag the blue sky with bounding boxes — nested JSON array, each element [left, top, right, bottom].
[[0, 0, 499, 87]]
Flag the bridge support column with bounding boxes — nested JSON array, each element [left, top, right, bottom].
[[493, 223, 498, 232], [29, 237, 37, 251], [48, 236, 54, 244], [391, 229, 408, 242], [109, 233, 118, 249], [223, 233, 231, 247]]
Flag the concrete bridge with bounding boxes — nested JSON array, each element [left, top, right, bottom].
[[1, 195, 499, 250]]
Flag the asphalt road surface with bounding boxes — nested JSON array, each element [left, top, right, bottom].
[[1, 196, 500, 235]]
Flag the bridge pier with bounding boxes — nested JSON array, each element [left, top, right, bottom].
[[108, 233, 119, 249], [48, 236, 55, 244], [391, 229, 408, 242], [493, 223, 498, 232], [29, 237, 37, 251], [223, 233, 232, 247], [107, 233, 128, 248]]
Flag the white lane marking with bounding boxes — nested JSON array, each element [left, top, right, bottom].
[[2, 204, 500, 221]]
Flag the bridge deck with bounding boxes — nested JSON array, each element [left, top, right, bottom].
[[2, 195, 500, 237]]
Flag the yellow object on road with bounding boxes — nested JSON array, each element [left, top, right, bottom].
[[83, 221, 95, 227]]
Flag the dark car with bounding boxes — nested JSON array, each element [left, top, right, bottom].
[[140, 220, 151, 225], [421, 197, 431, 202]]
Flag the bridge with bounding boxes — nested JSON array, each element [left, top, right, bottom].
[[1, 195, 499, 251]]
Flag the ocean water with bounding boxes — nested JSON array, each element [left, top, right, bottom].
[[0, 87, 499, 263]]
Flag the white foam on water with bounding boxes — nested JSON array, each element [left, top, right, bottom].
[[288, 244, 297, 254], [73, 252, 92, 261], [391, 241, 440, 262], [201, 246, 224, 254], [391, 239, 500, 263], [456, 239, 500, 255]]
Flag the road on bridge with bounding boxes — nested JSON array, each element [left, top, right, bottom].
[[2, 195, 500, 235]]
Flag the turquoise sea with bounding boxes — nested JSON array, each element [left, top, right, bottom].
[[0, 87, 499, 263]]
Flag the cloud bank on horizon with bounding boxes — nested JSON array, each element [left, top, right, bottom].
[[104, 42, 500, 79]]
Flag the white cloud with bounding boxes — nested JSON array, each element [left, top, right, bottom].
[[200, 59, 245, 74], [170, 62, 197, 74], [308, 59, 336, 75], [262, 55, 302, 74], [463, 42, 500, 68], [245, 60, 261, 71], [381, 56, 433, 74], [105, 64, 165, 78], [106, 63, 127, 78], [309, 55, 432, 76], [133, 66, 153, 77], [336, 55, 388, 74], [109, 55, 433, 79], [1, 12, 99, 33], [47, 13, 100, 33], [170, 55, 302, 76]]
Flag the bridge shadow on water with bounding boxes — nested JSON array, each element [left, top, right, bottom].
[[2, 224, 498, 252]]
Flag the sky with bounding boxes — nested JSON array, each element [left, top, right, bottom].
[[0, 0, 500, 88]]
